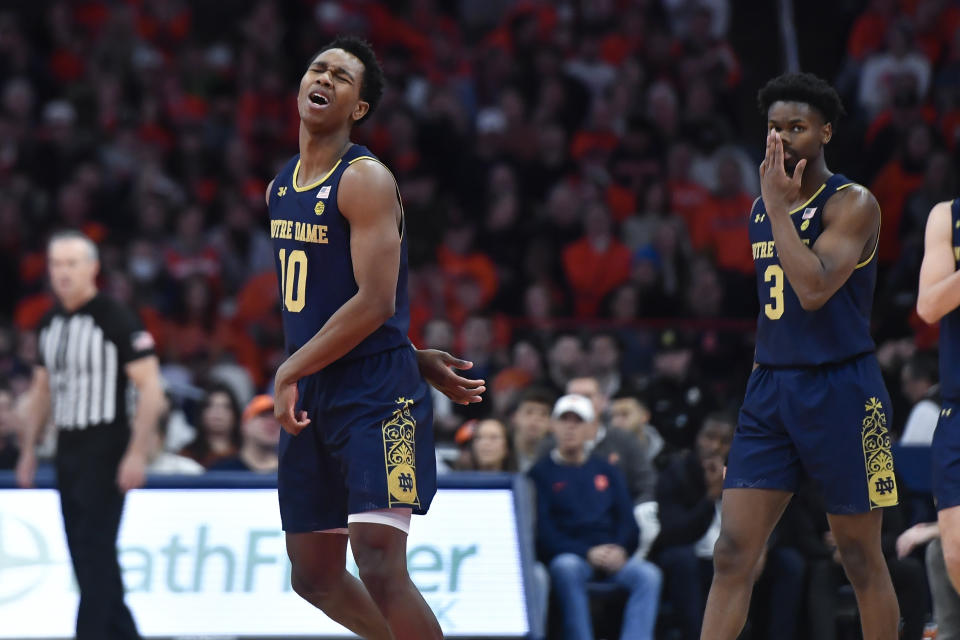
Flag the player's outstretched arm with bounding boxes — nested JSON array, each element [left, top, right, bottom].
[[414, 348, 485, 405], [917, 201, 960, 323], [760, 130, 879, 311]]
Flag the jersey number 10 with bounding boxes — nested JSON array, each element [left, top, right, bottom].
[[279, 249, 307, 312]]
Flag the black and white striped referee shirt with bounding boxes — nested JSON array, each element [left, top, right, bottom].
[[37, 293, 156, 431]]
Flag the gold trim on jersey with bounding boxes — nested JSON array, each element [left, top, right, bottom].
[[853, 185, 880, 270], [292, 158, 342, 192], [347, 155, 407, 243], [789, 183, 827, 215], [856, 226, 879, 269]]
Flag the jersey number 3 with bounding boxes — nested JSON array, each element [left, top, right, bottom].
[[764, 265, 784, 320], [279, 249, 307, 313]]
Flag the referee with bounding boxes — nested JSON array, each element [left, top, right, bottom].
[[15, 231, 163, 640]]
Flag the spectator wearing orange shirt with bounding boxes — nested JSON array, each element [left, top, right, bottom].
[[870, 122, 934, 263], [847, 0, 898, 62], [690, 155, 754, 278], [562, 201, 631, 318]]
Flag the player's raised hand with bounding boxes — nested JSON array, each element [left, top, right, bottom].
[[759, 129, 806, 215], [415, 348, 485, 405], [274, 374, 311, 436]]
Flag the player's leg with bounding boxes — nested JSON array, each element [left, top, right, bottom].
[[349, 513, 443, 640], [286, 531, 394, 639], [827, 511, 899, 640], [803, 356, 899, 639], [702, 366, 799, 639], [699, 487, 792, 640], [933, 402, 960, 591], [939, 506, 960, 592], [278, 393, 392, 639]]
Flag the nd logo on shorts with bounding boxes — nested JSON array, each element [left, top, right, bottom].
[[861, 397, 898, 508], [382, 397, 420, 508]]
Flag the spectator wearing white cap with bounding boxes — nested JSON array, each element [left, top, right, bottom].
[[528, 394, 661, 640]]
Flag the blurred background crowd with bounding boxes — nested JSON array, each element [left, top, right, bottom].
[[1, 0, 960, 637]]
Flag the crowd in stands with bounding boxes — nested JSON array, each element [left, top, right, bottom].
[[2, 0, 960, 638]]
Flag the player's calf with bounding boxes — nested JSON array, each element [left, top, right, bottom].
[[939, 507, 960, 592], [351, 522, 443, 640]]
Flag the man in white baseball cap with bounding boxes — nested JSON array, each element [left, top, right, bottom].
[[528, 394, 662, 640]]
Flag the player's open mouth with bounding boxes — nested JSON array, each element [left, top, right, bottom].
[[308, 92, 330, 108]]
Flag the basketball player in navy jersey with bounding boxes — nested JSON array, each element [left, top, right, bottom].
[[918, 198, 960, 594], [266, 37, 482, 640], [700, 73, 900, 640]]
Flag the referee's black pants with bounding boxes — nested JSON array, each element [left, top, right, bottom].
[[56, 427, 140, 640]]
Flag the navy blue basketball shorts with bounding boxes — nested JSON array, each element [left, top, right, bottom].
[[933, 399, 960, 511], [278, 346, 437, 532], [724, 353, 898, 514]]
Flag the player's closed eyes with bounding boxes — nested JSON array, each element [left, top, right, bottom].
[[311, 65, 352, 84]]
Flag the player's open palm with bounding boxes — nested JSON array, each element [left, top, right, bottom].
[[415, 348, 485, 405], [275, 378, 310, 436], [759, 129, 806, 214]]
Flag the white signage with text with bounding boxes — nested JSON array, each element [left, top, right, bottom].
[[0, 488, 529, 638]]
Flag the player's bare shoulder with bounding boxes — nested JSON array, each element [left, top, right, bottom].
[[337, 156, 400, 222], [823, 183, 880, 224], [926, 199, 955, 232]]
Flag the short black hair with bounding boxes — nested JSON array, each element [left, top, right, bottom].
[[611, 387, 649, 411], [513, 386, 557, 413], [312, 36, 384, 125], [757, 72, 846, 125], [701, 410, 737, 433]]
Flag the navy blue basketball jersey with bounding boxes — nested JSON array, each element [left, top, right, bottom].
[[940, 199, 960, 400], [750, 174, 878, 366], [268, 144, 410, 359]]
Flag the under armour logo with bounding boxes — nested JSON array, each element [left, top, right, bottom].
[[943, 408, 953, 417], [874, 477, 895, 495], [755, 213, 766, 223], [397, 473, 414, 493], [277, 186, 288, 197]]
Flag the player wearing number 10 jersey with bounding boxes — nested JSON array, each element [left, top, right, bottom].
[[265, 37, 459, 640], [699, 74, 901, 640]]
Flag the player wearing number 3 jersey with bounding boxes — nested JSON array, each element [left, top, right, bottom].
[[265, 37, 484, 640], [700, 73, 900, 640]]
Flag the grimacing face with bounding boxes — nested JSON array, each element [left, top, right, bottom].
[[766, 100, 831, 176], [298, 48, 368, 130]]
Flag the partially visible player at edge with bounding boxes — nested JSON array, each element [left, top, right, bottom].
[[266, 37, 483, 640], [701, 73, 900, 640], [917, 197, 960, 595]]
